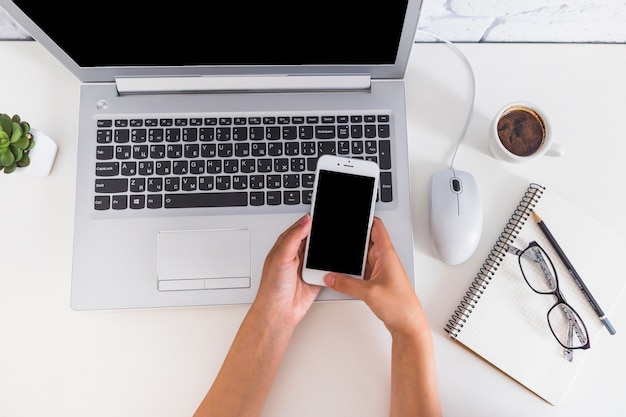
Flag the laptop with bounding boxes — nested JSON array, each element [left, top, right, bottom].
[[1, 0, 422, 310]]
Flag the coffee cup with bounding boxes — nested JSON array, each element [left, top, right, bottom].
[[489, 102, 564, 163]]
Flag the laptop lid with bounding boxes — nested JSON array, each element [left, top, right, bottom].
[[1, 0, 422, 83]]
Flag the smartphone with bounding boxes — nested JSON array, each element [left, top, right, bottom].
[[302, 155, 380, 286]]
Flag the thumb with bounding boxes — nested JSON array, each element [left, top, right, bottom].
[[324, 273, 369, 299]]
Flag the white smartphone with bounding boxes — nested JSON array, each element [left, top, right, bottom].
[[302, 155, 380, 286]]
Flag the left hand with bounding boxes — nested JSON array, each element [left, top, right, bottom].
[[253, 214, 321, 328]]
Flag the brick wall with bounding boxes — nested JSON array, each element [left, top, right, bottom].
[[2, 1, 626, 42]]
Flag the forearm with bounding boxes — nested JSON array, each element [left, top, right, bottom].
[[390, 328, 442, 417], [194, 304, 295, 417]]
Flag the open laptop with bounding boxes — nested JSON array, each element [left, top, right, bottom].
[[1, 0, 422, 310]]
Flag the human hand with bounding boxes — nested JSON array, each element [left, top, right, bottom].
[[253, 214, 321, 328], [324, 217, 427, 337]]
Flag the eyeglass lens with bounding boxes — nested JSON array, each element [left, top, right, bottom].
[[547, 303, 589, 349], [520, 245, 557, 294]]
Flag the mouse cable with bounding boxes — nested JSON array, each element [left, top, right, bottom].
[[413, 29, 476, 170]]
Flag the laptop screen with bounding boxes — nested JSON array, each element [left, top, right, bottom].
[[13, 0, 409, 67]]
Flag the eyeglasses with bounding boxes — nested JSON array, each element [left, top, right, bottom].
[[509, 241, 590, 356]]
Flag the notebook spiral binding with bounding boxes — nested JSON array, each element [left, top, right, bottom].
[[445, 183, 545, 338]]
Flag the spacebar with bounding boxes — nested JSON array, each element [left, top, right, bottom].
[[164, 192, 248, 208]]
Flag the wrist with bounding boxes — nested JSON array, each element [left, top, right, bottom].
[[248, 300, 300, 334]]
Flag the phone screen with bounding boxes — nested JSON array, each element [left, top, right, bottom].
[[305, 169, 376, 275]]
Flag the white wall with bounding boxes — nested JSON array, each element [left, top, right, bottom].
[[2, 1, 626, 42]]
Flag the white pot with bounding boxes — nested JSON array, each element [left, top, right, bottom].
[[17, 128, 58, 176]]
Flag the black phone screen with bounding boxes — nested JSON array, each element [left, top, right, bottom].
[[306, 170, 376, 275]]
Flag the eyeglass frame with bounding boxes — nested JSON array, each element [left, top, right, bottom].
[[513, 241, 591, 351]]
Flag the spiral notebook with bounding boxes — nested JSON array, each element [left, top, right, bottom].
[[445, 183, 626, 405]]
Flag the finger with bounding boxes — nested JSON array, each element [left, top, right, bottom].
[[324, 272, 370, 299], [370, 217, 391, 246], [272, 214, 312, 258]]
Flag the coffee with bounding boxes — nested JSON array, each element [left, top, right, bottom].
[[496, 107, 545, 157]]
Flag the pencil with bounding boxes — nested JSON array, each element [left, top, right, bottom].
[[532, 211, 616, 335]]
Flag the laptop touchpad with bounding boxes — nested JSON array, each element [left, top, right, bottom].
[[157, 229, 251, 291]]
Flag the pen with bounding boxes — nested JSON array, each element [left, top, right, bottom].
[[532, 211, 616, 335]]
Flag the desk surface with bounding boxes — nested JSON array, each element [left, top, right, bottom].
[[1, 41, 625, 417]]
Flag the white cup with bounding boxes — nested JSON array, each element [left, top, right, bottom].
[[489, 102, 564, 163]]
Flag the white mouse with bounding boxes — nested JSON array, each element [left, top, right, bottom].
[[429, 169, 482, 265]]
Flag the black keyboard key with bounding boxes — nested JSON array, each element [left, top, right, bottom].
[[121, 162, 137, 176], [315, 125, 336, 139], [96, 146, 114, 160], [165, 177, 180, 191], [131, 129, 147, 142], [233, 127, 248, 141], [318, 142, 336, 155], [130, 195, 146, 209], [115, 129, 130, 143], [147, 177, 163, 192], [216, 127, 232, 141], [150, 145, 166, 159], [166, 128, 181, 142], [302, 189, 313, 204], [182, 177, 197, 191], [250, 192, 265, 206], [138, 161, 154, 176], [266, 126, 280, 140], [299, 126, 314, 139], [94, 195, 110, 210], [97, 130, 112, 143], [164, 192, 248, 208], [199, 176, 214, 191], [380, 172, 393, 202], [95, 178, 128, 193], [199, 128, 215, 141], [182, 128, 198, 142], [95, 162, 119, 176], [284, 191, 300, 205], [282, 126, 297, 140], [267, 191, 281, 205], [379, 140, 392, 170], [147, 194, 163, 209], [111, 195, 128, 210], [116, 145, 132, 160], [351, 125, 363, 139], [378, 124, 390, 138], [148, 128, 164, 142], [364, 125, 377, 138], [129, 178, 145, 192]]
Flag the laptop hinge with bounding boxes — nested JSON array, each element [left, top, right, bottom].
[[115, 75, 371, 95]]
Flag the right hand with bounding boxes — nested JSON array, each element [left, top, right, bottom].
[[323, 217, 427, 337]]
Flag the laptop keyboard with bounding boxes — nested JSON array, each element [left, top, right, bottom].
[[93, 113, 394, 211]]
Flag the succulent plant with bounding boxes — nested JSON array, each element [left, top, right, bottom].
[[0, 113, 35, 174]]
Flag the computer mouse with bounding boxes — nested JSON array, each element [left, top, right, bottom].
[[429, 169, 482, 265]]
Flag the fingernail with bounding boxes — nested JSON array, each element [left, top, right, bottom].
[[300, 213, 311, 225], [324, 273, 336, 287]]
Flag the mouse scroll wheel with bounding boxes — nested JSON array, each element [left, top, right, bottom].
[[451, 178, 462, 193]]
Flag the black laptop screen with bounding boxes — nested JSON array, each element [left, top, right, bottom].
[[15, 0, 409, 67]]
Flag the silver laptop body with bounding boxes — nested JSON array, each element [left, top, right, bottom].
[[1, 0, 422, 310]]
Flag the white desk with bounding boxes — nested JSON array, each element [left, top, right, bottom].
[[1, 41, 625, 417]]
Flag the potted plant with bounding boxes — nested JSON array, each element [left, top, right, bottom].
[[0, 113, 57, 176], [0, 113, 34, 173]]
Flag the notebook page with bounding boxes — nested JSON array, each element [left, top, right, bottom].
[[450, 184, 626, 405]]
